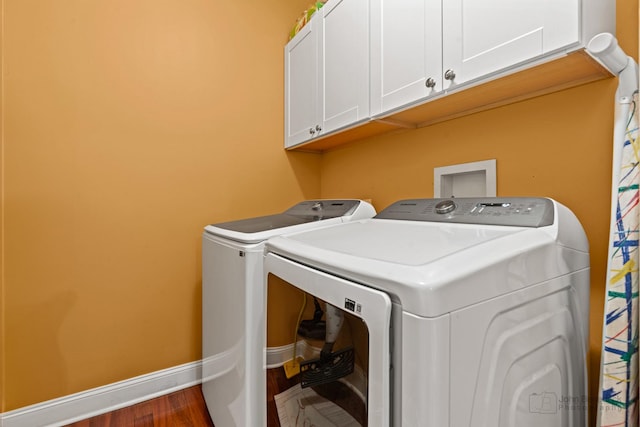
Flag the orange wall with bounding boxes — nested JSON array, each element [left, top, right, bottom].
[[0, 0, 320, 410], [319, 1, 638, 425], [1, 0, 637, 419], [0, 0, 4, 411]]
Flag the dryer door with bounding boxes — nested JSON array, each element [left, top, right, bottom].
[[264, 252, 393, 427]]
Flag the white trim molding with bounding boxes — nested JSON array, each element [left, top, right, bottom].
[[1, 344, 365, 426], [0, 344, 308, 427], [0, 361, 202, 427], [266, 340, 322, 369]]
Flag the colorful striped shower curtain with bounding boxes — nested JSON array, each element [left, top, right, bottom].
[[598, 91, 640, 426]]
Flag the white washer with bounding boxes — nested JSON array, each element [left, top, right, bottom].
[[201, 199, 376, 426], [263, 197, 590, 426]]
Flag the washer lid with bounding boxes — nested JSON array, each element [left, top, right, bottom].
[[266, 199, 589, 317], [204, 200, 374, 243]]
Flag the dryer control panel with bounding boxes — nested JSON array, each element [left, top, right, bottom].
[[211, 200, 363, 233], [285, 199, 362, 219], [375, 197, 554, 227]]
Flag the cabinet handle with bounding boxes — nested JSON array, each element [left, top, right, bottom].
[[425, 78, 436, 89], [315, 125, 322, 132], [309, 128, 316, 135], [444, 69, 456, 81]]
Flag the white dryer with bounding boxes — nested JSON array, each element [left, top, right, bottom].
[[263, 197, 590, 427], [201, 199, 376, 426]]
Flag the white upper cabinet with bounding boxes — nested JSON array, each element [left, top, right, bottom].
[[287, 0, 614, 151], [442, 0, 579, 86], [370, 0, 442, 116], [285, 0, 370, 149], [322, 0, 370, 133], [371, 0, 615, 117], [285, 17, 321, 148]]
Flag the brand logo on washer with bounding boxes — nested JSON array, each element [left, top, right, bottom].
[[344, 298, 356, 312]]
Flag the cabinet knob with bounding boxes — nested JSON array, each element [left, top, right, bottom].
[[425, 78, 436, 89], [309, 128, 316, 135], [315, 125, 322, 132], [444, 69, 456, 81]]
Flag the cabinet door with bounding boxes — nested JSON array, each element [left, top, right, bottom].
[[371, 0, 442, 116], [284, 15, 321, 148], [442, 0, 579, 87], [321, 0, 370, 133]]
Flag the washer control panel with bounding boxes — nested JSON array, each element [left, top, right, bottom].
[[285, 199, 361, 218], [376, 197, 554, 227], [212, 200, 363, 233]]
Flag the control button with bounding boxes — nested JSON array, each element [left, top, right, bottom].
[[435, 199, 456, 214]]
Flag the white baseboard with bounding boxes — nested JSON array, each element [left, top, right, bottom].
[[1, 344, 366, 427], [266, 341, 320, 369], [0, 345, 314, 427], [0, 361, 202, 427]]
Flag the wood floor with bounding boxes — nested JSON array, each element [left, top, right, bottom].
[[65, 367, 365, 426], [64, 386, 214, 427]]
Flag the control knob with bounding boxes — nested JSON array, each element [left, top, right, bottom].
[[435, 199, 456, 214]]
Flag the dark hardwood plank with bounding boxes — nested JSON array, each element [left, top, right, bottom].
[[65, 369, 365, 427], [65, 385, 214, 427]]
